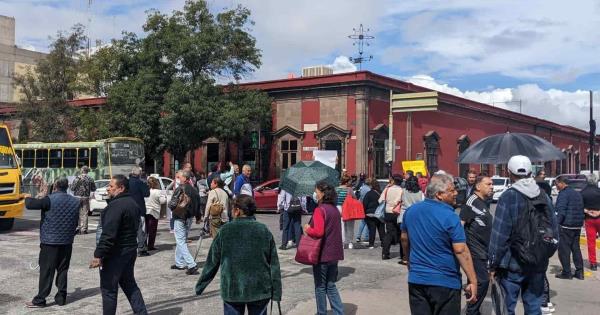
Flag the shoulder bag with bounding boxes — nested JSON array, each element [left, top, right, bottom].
[[295, 207, 326, 265], [374, 188, 387, 221], [173, 187, 190, 218]]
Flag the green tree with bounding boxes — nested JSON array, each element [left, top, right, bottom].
[[13, 24, 88, 142]]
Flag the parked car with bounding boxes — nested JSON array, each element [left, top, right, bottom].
[[254, 179, 280, 212], [492, 176, 510, 202], [90, 175, 173, 214]]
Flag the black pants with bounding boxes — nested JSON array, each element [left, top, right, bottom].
[[32, 244, 73, 306], [558, 227, 584, 275], [465, 258, 490, 315], [382, 213, 399, 257], [408, 283, 460, 315], [365, 216, 385, 247], [100, 248, 147, 315]]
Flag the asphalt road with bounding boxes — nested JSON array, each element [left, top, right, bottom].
[[1, 207, 600, 315]]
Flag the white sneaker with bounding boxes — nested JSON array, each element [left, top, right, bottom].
[[287, 240, 293, 247], [541, 305, 555, 314], [348, 243, 353, 249]]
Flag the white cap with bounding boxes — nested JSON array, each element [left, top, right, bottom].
[[508, 155, 532, 176]]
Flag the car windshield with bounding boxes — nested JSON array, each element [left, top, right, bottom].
[[109, 141, 144, 165], [95, 180, 109, 189], [492, 178, 507, 186], [0, 128, 16, 169]]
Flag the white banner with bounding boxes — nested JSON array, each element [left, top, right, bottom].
[[313, 150, 337, 169]]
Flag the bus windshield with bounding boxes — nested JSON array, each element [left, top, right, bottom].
[[0, 128, 17, 168], [109, 141, 144, 165]]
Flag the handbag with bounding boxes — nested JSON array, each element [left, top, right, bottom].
[[208, 189, 225, 217], [295, 209, 325, 265], [374, 188, 387, 221], [392, 190, 403, 215], [341, 189, 365, 221], [172, 188, 190, 218]]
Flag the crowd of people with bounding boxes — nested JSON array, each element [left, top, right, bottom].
[[21, 155, 600, 315]]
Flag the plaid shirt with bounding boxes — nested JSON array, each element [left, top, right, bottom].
[[488, 188, 557, 272]]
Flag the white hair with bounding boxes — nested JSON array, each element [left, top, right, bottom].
[[425, 173, 454, 199]]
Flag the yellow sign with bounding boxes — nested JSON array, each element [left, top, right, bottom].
[[402, 160, 427, 176]]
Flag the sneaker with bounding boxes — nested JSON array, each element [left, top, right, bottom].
[[382, 254, 391, 260], [287, 240, 294, 247], [574, 271, 584, 280], [186, 266, 199, 275], [25, 302, 46, 308], [368, 246, 375, 249], [546, 302, 555, 311], [170, 265, 187, 270], [541, 305, 554, 314], [278, 245, 287, 250], [348, 243, 353, 249], [591, 264, 598, 271], [355, 238, 361, 243]]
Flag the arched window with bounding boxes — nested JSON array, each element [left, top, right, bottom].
[[457, 135, 470, 177]]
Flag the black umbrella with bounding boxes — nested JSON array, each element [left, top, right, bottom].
[[457, 132, 565, 164]]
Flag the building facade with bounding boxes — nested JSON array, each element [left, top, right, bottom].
[[0, 16, 46, 103]]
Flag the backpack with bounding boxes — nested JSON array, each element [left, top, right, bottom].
[[287, 196, 303, 215], [509, 190, 557, 272]]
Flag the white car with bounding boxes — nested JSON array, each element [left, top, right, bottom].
[[492, 176, 510, 202], [544, 177, 558, 198], [90, 176, 174, 214]]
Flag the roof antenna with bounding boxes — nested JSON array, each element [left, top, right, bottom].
[[348, 24, 374, 71]]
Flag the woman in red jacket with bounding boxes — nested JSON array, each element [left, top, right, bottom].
[[303, 181, 344, 315]]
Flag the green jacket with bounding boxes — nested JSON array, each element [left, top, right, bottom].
[[195, 216, 282, 302]]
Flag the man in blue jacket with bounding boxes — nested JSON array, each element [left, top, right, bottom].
[[25, 178, 80, 308], [554, 176, 585, 280]]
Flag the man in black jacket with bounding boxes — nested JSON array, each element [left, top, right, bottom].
[[168, 170, 201, 275], [90, 175, 147, 315], [25, 178, 80, 308], [555, 176, 585, 280], [129, 167, 150, 257]]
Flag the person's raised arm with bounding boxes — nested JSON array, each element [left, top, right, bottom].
[[25, 196, 50, 212]]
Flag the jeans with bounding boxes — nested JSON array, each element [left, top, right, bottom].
[[465, 259, 490, 315], [558, 227, 584, 275], [408, 283, 460, 315], [137, 216, 147, 253], [354, 219, 369, 241], [32, 244, 72, 306], [498, 269, 544, 315], [282, 211, 302, 245], [542, 274, 550, 305], [223, 298, 270, 315], [364, 216, 385, 247], [382, 213, 399, 257], [174, 218, 196, 268], [584, 218, 600, 265], [313, 262, 344, 315], [100, 248, 147, 315]]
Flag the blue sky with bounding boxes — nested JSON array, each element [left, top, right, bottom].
[[1, 0, 598, 130]]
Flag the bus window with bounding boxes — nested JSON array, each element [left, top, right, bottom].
[[91, 148, 98, 168], [49, 149, 62, 168], [23, 150, 35, 167], [36, 149, 48, 168], [78, 148, 90, 167], [63, 149, 77, 168], [15, 149, 22, 159]]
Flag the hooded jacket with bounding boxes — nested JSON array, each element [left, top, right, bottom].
[[488, 177, 558, 272]]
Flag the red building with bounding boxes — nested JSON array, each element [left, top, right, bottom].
[[237, 71, 596, 180]]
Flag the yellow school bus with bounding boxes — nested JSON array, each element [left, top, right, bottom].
[[0, 124, 25, 231]]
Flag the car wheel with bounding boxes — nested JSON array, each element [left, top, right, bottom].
[[0, 218, 15, 231]]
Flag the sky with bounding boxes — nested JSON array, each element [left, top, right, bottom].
[[1, 0, 599, 131]]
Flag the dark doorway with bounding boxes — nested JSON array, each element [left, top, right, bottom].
[[206, 143, 219, 172], [324, 140, 342, 173], [374, 139, 386, 178]]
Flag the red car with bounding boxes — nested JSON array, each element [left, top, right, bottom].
[[253, 179, 280, 212]]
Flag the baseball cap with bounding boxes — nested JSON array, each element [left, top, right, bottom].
[[508, 155, 532, 176]]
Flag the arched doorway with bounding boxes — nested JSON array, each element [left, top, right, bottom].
[[424, 131, 440, 175]]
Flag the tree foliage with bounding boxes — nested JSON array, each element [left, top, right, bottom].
[[13, 24, 88, 142]]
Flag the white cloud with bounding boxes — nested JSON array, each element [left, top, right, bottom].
[[402, 74, 593, 131], [329, 56, 356, 74]]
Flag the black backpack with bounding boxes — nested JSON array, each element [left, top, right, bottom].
[[287, 196, 303, 215], [509, 190, 557, 272]]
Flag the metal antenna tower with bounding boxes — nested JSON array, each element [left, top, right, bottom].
[[348, 24, 374, 70]]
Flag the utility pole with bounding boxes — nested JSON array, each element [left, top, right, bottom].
[[590, 90, 596, 171]]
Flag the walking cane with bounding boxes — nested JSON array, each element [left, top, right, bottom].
[[194, 220, 210, 262]]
